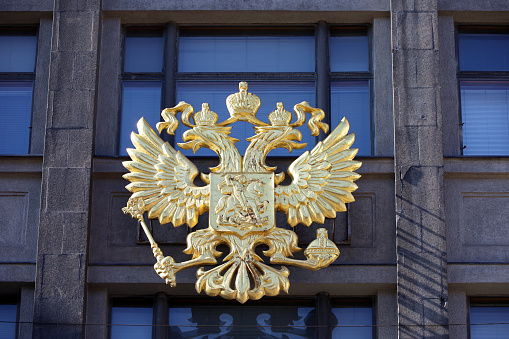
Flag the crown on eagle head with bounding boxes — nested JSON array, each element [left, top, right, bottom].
[[226, 81, 261, 116]]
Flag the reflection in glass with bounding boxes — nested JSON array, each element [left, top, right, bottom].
[[330, 35, 369, 72], [0, 81, 33, 154], [110, 306, 153, 339], [120, 81, 162, 155], [331, 306, 373, 338], [176, 81, 316, 156], [458, 33, 509, 72], [124, 36, 164, 73], [330, 81, 371, 156], [169, 305, 315, 338], [0, 35, 37, 73], [470, 306, 509, 339], [179, 35, 314, 73], [460, 80, 509, 155], [0, 304, 17, 339]]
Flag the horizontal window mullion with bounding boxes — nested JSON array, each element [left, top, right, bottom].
[[121, 74, 164, 81], [458, 72, 509, 78], [176, 73, 316, 81], [0, 73, 35, 80], [329, 72, 373, 80]]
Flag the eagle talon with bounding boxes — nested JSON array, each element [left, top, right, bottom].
[[154, 256, 176, 287]]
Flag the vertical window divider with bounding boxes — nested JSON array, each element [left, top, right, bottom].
[[316, 292, 332, 339], [316, 21, 330, 143], [153, 292, 168, 339], [163, 22, 177, 145]]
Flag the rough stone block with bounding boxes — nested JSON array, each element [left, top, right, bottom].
[[394, 12, 436, 50], [395, 127, 421, 165], [391, 0, 437, 12], [48, 51, 74, 91], [398, 251, 447, 299], [48, 89, 95, 129], [37, 211, 64, 254], [395, 87, 438, 127], [43, 128, 94, 168], [396, 208, 422, 253], [73, 51, 98, 91], [44, 168, 90, 212], [61, 212, 89, 254], [37, 253, 85, 300], [53, 11, 97, 52], [392, 49, 439, 88]]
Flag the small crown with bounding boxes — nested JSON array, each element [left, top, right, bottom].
[[268, 102, 292, 126], [194, 103, 218, 126], [226, 82, 261, 116]]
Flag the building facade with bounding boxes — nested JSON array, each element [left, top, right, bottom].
[[0, 0, 508, 338]]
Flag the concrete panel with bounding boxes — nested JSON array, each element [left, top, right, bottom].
[[103, 0, 390, 12], [0, 193, 28, 247], [446, 176, 509, 262]]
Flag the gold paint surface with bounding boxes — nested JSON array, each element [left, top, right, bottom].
[[122, 82, 361, 303]]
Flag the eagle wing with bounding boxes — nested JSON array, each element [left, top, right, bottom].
[[274, 118, 361, 227], [123, 117, 209, 228]]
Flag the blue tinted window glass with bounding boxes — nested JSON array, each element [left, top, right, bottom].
[[332, 307, 373, 338], [0, 304, 17, 339], [459, 34, 509, 71], [470, 306, 509, 339], [124, 36, 164, 73], [176, 81, 316, 156], [460, 80, 509, 155], [331, 81, 371, 156], [169, 305, 314, 338], [111, 306, 153, 339], [120, 81, 162, 155], [0, 35, 37, 73], [330, 35, 369, 72], [0, 81, 33, 154], [179, 36, 314, 72]]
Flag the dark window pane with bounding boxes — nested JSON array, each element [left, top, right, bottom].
[[460, 80, 509, 155], [0, 35, 37, 73], [458, 33, 509, 71], [330, 32, 369, 72], [169, 305, 315, 338], [176, 81, 316, 156], [470, 306, 509, 339], [0, 304, 17, 339], [179, 34, 314, 72], [120, 81, 162, 155], [331, 81, 371, 156], [0, 81, 33, 154], [332, 306, 373, 338], [111, 306, 153, 339], [124, 36, 164, 73]]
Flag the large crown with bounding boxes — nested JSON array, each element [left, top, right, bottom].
[[226, 81, 261, 116]]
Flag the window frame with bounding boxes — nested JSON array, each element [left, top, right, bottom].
[[0, 295, 19, 339], [109, 294, 375, 339], [118, 23, 373, 157], [0, 27, 38, 155], [469, 297, 509, 339], [456, 25, 509, 156]]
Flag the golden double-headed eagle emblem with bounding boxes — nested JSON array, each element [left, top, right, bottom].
[[122, 82, 361, 303]]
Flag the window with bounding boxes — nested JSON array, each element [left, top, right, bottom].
[[458, 27, 509, 155], [119, 25, 372, 157], [332, 299, 374, 338], [119, 28, 164, 155], [0, 299, 18, 339], [0, 28, 37, 155], [110, 295, 374, 338], [470, 299, 509, 339], [110, 299, 153, 339]]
